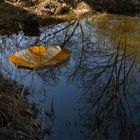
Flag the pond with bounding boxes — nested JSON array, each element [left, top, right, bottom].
[[0, 15, 140, 140]]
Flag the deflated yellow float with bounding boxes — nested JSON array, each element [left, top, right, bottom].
[[9, 46, 70, 69]]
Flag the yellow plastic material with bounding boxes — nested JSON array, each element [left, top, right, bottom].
[[9, 46, 70, 69]]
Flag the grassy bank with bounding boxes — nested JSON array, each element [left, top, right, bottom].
[[0, 75, 41, 140]]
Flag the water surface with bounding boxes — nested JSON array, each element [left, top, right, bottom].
[[0, 15, 140, 140]]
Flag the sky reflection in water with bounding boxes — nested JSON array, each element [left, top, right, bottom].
[[0, 16, 140, 140]]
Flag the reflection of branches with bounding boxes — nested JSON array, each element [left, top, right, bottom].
[[41, 21, 76, 42], [62, 21, 79, 47], [81, 36, 136, 140], [36, 68, 60, 86], [64, 20, 139, 139], [0, 16, 139, 139]]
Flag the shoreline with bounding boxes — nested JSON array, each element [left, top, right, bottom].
[[0, 74, 41, 140], [0, 1, 139, 35]]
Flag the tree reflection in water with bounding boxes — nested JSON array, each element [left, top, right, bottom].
[[0, 16, 140, 140]]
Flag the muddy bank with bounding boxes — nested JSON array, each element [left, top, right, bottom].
[[0, 0, 139, 35], [0, 75, 41, 140], [0, 1, 92, 35]]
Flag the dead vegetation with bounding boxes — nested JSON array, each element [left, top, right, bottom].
[[0, 75, 41, 140], [0, 0, 92, 35]]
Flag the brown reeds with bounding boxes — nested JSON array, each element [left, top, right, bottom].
[[0, 75, 41, 140]]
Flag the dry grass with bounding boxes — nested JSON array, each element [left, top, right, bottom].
[[0, 75, 41, 140]]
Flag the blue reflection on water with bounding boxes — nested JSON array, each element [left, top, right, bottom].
[[0, 17, 140, 140]]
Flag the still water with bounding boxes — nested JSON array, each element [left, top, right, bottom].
[[0, 15, 140, 140]]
